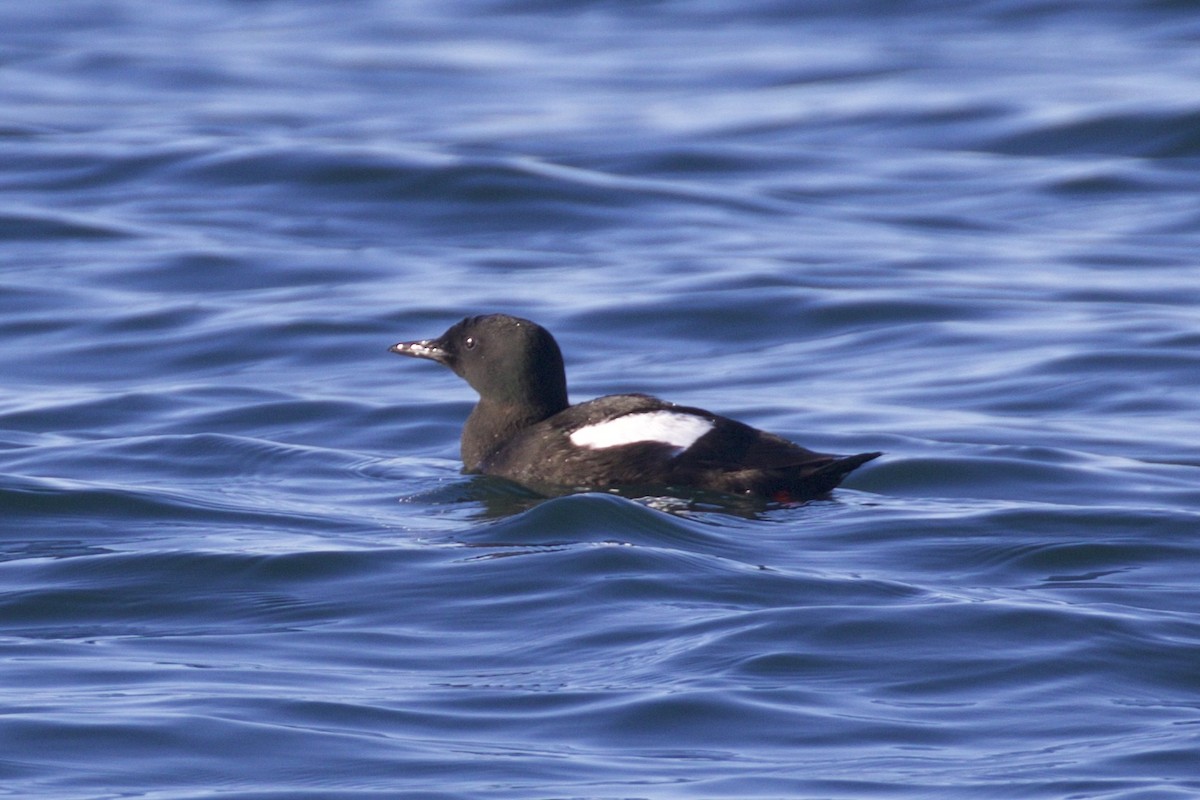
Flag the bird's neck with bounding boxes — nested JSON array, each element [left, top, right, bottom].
[[461, 395, 566, 472]]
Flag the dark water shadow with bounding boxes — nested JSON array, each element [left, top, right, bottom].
[[401, 473, 844, 522]]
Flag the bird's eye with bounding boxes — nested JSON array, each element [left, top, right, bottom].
[[464, 336, 477, 350]]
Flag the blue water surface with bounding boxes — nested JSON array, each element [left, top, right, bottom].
[[3, 1, 1200, 798]]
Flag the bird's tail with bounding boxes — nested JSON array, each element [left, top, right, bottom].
[[802, 450, 882, 496]]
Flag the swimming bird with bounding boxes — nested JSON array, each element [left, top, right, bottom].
[[390, 314, 880, 501]]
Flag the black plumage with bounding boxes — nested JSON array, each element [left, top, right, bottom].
[[391, 314, 880, 501]]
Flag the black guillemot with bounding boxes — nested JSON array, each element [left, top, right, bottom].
[[390, 314, 881, 502]]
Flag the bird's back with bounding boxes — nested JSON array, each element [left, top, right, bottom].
[[479, 393, 879, 500]]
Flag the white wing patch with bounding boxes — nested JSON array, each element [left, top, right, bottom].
[[569, 411, 715, 454]]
